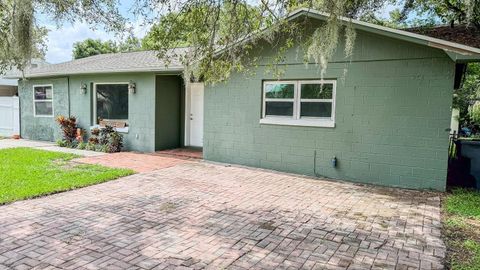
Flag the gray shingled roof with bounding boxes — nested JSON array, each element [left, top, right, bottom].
[[2, 59, 50, 82], [12, 49, 186, 78]]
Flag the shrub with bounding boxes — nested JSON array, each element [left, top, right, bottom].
[[91, 128, 100, 136], [76, 142, 87, 150], [98, 125, 123, 153], [67, 140, 78, 149], [76, 128, 85, 143], [61, 124, 124, 153], [55, 115, 78, 143], [88, 128, 100, 145], [85, 142, 96, 151], [88, 136, 99, 145], [95, 144, 108, 153], [99, 125, 115, 145], [471, 103, 480, 124], [56, 139, 68, 147], [107, 132, 123, 153]]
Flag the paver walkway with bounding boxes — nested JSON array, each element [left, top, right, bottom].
[[155, 148, 203, 159], [75, 152, 192, 173], [0, 162, 445, 270]]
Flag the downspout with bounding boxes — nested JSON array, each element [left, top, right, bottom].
[[18, 79, 24, 138], [67, 76, 71, 116]]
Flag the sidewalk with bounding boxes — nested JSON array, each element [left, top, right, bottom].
[[0, 139, 105, 157]]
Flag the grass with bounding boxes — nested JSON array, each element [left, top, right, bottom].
[[0, 147, 134, 204], [443, 188, 480, 270]]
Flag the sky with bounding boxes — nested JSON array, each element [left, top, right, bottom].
[[39, 1, 399, 64], [38, 0, 152, 64], [42, 21, 150, 64]]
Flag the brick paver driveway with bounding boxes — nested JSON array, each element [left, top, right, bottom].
[[0, 161, 445, 270]]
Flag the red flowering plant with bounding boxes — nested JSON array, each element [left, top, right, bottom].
[[55, 115, 78, 143]]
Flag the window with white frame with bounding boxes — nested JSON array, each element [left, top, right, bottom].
[[261, 80, 336, 127], [33, 85, 53, 117], [94, 83, 129, 124]]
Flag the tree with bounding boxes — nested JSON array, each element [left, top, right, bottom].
[[0, 0, 124, 72], [72, 37, 143, 59], [2, 0, 479, 83], [453, 63, 480, 130], [141, 14, 193, 50], [0, 0, 47, 73], [141, 4, 262, 50], [134, 0, 392, 82], [396, 0, 480, 29], [72, 39, 118, 59], [118, 36, 142, 52]]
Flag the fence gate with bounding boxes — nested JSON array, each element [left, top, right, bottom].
[[0, 96, 20, 137]]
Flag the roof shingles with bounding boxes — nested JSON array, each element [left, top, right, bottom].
[[21, 49, 186, 78], [406, 25, 480, 49]]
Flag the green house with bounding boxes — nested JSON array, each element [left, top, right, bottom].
[[12, 9, 480, 191]]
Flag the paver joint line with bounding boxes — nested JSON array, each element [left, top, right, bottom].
[[0, 160, 445, 270]]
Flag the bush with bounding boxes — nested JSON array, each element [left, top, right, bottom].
[[55, 117, 124, 153], [471, 103, 480, 124], [85, 142, 96, 151], [98, 125, 123, 153], [106, 131, 123, 153], [91, 128, 100, 136], [99, 126, 115, 145], [67, 140, 78, 149], [56, 139, 68, 147], [76, 142, 87, 150], [55, 115, 78, 143], [95, 144, 108, 153]]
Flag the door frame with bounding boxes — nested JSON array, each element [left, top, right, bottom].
[[184, 82, 204, 147]]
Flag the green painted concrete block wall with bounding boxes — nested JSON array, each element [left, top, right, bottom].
[[19, 77, 69, 141], [19, 73, 157, 152], [203, 31, 454, 191]]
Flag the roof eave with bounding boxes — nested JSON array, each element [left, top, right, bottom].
[[7, 67, 185, 79], [291, 8, 480, 61], [444, 51, 480, 62]]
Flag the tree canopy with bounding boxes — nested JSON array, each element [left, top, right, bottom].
[[1, 0, 479, 82], [0, 0, 47, 73], [453, 63, 480, 130], [72, 39, 118, 59], [72, 37, 142, 59], [397, 0, 479, 29]]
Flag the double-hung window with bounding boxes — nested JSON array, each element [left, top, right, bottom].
[[260, 80, 336, 127], [33, 85, 54, 117]]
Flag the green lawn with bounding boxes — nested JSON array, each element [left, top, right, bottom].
[[443, 189, 480, 270], [0, 147, 134, 204]]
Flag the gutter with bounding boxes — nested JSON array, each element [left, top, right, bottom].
[[295, 8, 480, 59], [215, 8, 480, 61], [4, 67, 185, 80]]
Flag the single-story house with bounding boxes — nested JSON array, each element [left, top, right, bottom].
[[9, 9, 480, 191]]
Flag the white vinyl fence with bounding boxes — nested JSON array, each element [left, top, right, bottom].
[[0, 96, 20, 137]]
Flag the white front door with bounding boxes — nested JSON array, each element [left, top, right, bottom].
[[189, 83, 204, 147]]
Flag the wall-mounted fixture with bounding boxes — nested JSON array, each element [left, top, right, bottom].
[[331, 156, 337, 168], [80, 83, 87, 95], [128, 81, 136, 94]]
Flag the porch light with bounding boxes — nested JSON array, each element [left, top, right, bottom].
[[80, 83, 87, 95], [128, 81, 136, 94]]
